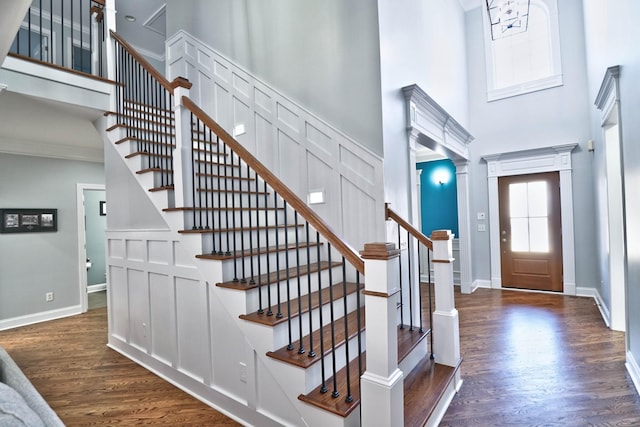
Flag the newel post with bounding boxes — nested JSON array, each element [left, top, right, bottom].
[[360, 243, 404, 427], [172, 79, 194, 209], [104, 0, 117, 116], [431, 230, 461, 367]]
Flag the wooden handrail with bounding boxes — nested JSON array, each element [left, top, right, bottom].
[[182, 96, 365, 275], [110, 30, 192, 93], [385, 204, 433, 251]]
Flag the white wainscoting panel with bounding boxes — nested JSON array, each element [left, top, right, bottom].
[[166, 30, 386, 248]]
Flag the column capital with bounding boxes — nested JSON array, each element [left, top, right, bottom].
[[360, 242, 400, 260]]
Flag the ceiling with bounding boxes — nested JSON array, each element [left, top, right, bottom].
[[114, 0, 167, 62]]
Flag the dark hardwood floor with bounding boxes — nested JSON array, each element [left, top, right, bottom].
[[0, 307, 240, 426], [1, 288, 639, 426], [441, 288, 640, 426]]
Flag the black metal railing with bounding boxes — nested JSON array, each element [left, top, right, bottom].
[[185, 96, 365, 405], [386, 205, 434, 359], [9, 0, 107, 78], [111, 31, 179, 189]]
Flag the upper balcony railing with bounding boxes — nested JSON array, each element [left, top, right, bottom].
[[8, 0, 107, 78]]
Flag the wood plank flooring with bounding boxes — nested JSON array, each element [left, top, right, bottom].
[[1, 288, 639, 426], [0, 307, 240, 426], [441, 288, 640, 426]]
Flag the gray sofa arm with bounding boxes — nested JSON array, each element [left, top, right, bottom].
[[0, 346, 65, 427]]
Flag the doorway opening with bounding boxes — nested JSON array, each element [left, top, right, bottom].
[[77, 184, 106, 312]]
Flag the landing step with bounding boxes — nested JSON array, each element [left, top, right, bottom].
[[298, 353, 363, 417], [403, 358, 461, 427], [137, 167, 173, 175], [240, 280, 359, 327], [125, 151, 171, 160], [117, 136, 175, 146], [219, 261, 341, 292], [149, 185, 174, 192], [397, 325, 430, 363], [267, 307, 365, 368], [196, 242, 320, 261]]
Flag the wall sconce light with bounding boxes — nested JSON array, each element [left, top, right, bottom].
[[432, 169, 451, 186], [587, 139, 595, 153]]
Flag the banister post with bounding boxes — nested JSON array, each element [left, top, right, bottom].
[[172, 84, 193, 209], [104, 0, 117, 119], [360, 242, 404, 427], [431, 230, 461, 367]]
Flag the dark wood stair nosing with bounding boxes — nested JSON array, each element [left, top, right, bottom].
[[238, 280, 360, 327], [196, 242, 321, 261], [179, 223, 303, 235], [266, 307, 365, 369]]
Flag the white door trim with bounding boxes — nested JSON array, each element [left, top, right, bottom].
[[483, 144, 578, 295], [77, 183, 106, 312], [595, 65, 626, 332]]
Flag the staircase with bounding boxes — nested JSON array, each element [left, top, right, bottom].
[[102, 29, 461, 427]]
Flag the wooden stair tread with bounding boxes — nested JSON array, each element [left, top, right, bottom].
[[221, 260, 341, 293], [179, 223, 302, 234], [123, 99, 173, 114], [149, 185, 174, 192], [196, 242, 321, 261], [195, 172, 254, 181], [397, 325, 430, 363], [137, 167, 173, 175], [403, 358, 460, 427], [104, 112, 175, 125], [108, 123, 175, 136], [267, 307, 365, 368], [117, 136, 175, 146], [298, 354, 363, 418], [163, 206, 283, 212], [239, 280, 358, 326], [196, 188, 268, 195], [125, 151, 171, 160]]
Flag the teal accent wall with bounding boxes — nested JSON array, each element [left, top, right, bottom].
[[417, 159, 458, 237]]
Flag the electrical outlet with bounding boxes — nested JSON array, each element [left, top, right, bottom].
[[239, 362, 247, 383], [45, 292, 54, 302]]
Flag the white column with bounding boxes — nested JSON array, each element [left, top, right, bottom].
[[431, 230, 461, 367], [172, 79, 194, 209], [360, 243, 404, 427], [454, 160, 473, 294], [104, 0, 117, 117]]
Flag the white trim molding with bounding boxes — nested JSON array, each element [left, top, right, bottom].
[[0, 305, 81, 331], [626, 351, 640, 396], [483, 143, 578, 295], [403, 84, 474, 294]]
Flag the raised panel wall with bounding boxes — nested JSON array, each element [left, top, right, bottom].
[[167, 31, 386, 248]]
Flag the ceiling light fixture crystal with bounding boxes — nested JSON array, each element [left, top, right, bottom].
[[486, 0, 530, 40]]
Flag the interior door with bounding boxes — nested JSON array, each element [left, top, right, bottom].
[[498, 172, 563, 292]]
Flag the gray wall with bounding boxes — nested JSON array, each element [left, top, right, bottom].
[[464, 0, 598, 287], [166, 0, 384, 156], [582, 0, 640, 359], [0, 153, 104, 321], [377, 0, 469, 220]]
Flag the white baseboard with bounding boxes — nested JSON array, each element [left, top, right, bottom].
[[88, 283, 107, 293], [0, 305, 82, 331], [471, 280, 491, 292], [576, 286, 610, 328], [626, 351, 640, 396]]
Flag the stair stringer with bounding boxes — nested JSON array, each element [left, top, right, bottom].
[[99, 118, 359, 427]]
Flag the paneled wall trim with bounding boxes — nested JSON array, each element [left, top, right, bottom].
[[483, 144, 578, 294], [403, 83, 474, 294], [166, 30, 385, 248]]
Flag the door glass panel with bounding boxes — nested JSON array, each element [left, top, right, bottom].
[[509, 180, 549, 253], [528, 181, 547, 217], [511, 218, 530, 252], [529, 218, 549, 252], [509, 183, 528, 217]]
